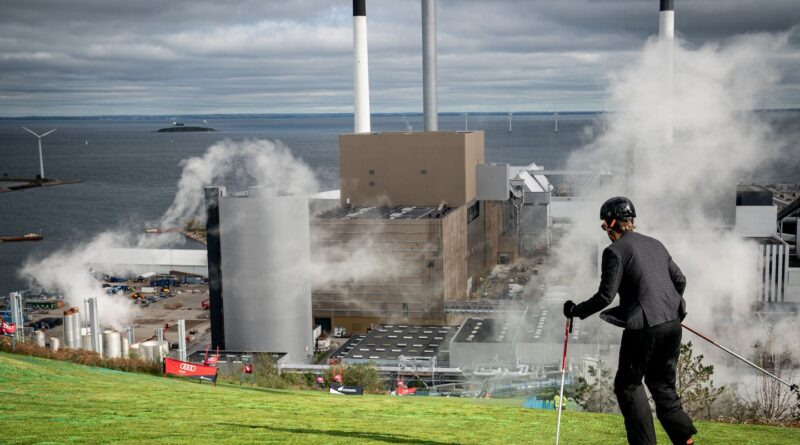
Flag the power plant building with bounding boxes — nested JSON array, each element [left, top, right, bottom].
[[312, 131, 506, 334]]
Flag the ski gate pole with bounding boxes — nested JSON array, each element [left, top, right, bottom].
[[681, 323, 799, 394], [555, 317, 573, 445]]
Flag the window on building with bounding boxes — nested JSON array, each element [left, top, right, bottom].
[[368, 169, 375, 175], [467, 201, 480, 223], [420, 169, 427, 175], [369, 181, 375, 187], [426, 259, 435, 268], [402, 303, 409, 319]]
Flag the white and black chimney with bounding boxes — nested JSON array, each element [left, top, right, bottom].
[[353, 0, 371, 133], [659, 0, 674, 40], [659, 0, 674, 145]]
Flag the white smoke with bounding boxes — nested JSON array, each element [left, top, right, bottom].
[[549, 31, 796, 390], [19, 139, 320, 329], [161, 139, 319, 228], [19, 232, 143, 330]]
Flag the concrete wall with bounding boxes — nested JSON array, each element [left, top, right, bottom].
[[736, 206, 777, 237], [476, 163, 511, 201], [339, 131, 485, 207]]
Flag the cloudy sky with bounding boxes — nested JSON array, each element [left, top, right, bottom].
[[1, 0, 798, 116]]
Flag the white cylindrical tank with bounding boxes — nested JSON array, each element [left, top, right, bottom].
[[63, 310, 74, 348], [81, 330, 92, 350], [219, 187, 314, 362], [35, 330, 46, 347], [102, 330, 121, 359], [49, 337, 60, 352], [71, 308, 81, 349], [160, 341, 170, 359], [139, 340, 168, 364], [129, 342, 140, 359], [121, 338, 130, 359], [138, 341, 156, 363]]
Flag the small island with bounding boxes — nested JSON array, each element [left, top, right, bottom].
[[0, 176, 82, 193], [156, 126, 216, 133]]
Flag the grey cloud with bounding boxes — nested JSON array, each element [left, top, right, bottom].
[[0, 0, 797, 115]]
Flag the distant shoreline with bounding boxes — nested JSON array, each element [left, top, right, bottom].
[[1, 109, 798, 120]]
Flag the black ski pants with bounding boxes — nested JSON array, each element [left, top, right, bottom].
[[614, 320, 697, 445]]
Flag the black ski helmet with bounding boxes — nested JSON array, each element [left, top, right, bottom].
[[600, 196, 636, 225]]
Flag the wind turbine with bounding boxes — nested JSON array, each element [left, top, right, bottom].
[[508, 112, 513, 133], [22, 127, 56, 179], [553, 105, 559, 134], [463, 113, 469, 131]]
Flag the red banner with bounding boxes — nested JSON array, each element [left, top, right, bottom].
[[397, 386, 417, 396], [0, 321, 16, 335], [164, 358, 218, 383]]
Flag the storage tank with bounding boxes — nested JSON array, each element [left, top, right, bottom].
[[35, 330, 46, 347], [218, 187, 314, 362], [81, 327, 92, 350], [121, 338, 130, 359], [102, 330, 121, 359], [71, 308, 81, 349], [63, 310, 74, 348], [49, 337, 60, 352], [139, 340, 168, 364], [129, 342, 140, 359]]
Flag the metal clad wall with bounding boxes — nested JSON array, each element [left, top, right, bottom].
[[205, 187, 225, 350], [219, 189, 313, 362]]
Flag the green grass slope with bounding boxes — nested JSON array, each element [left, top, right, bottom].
[[0, 352, 797, 445]]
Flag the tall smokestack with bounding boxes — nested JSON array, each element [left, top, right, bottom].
[[659, 0, 674, 40], [659, 0, 674, 145], [422, 0, 438, 131], [353, 0, 371, 133]]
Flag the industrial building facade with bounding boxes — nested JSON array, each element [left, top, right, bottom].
[[312, 131, 504, 334]]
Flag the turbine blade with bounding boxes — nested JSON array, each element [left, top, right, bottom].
[[40, 129, 56, 138], [22, 126, 39, 137]]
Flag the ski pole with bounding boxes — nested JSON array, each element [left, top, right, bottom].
[[681, 323, 799, 394], [555, 317, 573, 445]]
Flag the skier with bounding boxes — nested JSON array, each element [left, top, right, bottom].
[[563, 196, 696, 445]]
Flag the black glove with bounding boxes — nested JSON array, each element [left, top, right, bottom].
[[563, 300, 576, 318]]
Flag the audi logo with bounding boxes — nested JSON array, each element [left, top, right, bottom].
[[179, 363, 197, 372]]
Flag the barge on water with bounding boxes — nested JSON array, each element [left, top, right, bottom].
[[0, 233, 43, 242]]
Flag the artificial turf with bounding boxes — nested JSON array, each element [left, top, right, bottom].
[[0, 352, 797, 444]]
